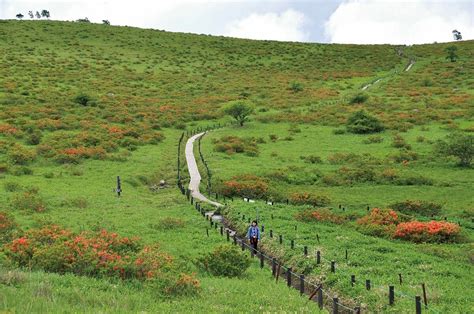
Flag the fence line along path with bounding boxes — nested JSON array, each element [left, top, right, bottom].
[[185, 132, 223, 208]]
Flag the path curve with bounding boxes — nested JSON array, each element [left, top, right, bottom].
[[185, 132, 223, 208]]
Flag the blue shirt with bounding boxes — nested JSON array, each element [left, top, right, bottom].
[[247, 226, 260, 240]]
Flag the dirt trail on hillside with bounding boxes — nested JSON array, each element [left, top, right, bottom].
[[185, 132, 223, 208]]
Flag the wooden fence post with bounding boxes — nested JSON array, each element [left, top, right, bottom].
[[389, 285, 395, 305], [421, 283, 428, 307], [287, 268, 292, 287], [260, 252, 264, 269], [366, 279, 371, 290], [272, 258, 276, 276], [299, 274, 305, 295], [270, 230, 273, 238], [333, 297, 339, 314], [331, 261, 336, 273], [318, 286, 323, 309], [351, 275, 355, 286], [316, 251, 321, 264], [291, 239, 294, 249], [279, 235, 283, 244], [304, 246, 308, 256], [415, 296, 422, 314]]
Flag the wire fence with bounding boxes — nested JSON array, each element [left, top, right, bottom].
[[178, 126, 445, 314]]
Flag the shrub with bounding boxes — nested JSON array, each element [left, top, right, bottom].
[[197, 244, 250, 277], [26, 130, 42, 145], [362, 135, 384, 144], [7, 144, 36, 165], [213, 136, 259, 156], [395, 175, 433, 186], [392, 134, 411, 150], [394, 221, 460, 243], [295, 208, 346, 224], [350, 93, 369, 104], [11, 190, 47, 212], [4, 181, 22, 192], [290, 192, 331, 207], [389, 200, 442, 216], [11, 166, 33, 176], [346, 110, 384, 134], [73, 93, 94, 106], [300, 155, 322, 164], [289, 81, 303, 92], [221, 175, 268, 199], [0, 211, 20, 244], [332, 128, 346, 135], [435, 133, 473, 167], [158, 217, 185, 230], [356, 208, 399, 237], [4, 225, 199, 294], [388, 150, 418, 163]]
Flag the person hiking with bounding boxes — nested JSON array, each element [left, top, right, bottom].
[[247, 220, 261, 254]]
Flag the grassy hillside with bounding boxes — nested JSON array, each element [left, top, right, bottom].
[[1, 20, 473, 312]]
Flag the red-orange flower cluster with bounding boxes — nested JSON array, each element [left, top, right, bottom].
[[394, 221, 460, 243]]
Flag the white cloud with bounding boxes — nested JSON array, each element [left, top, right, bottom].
[[225, 9, 309, 42], [325, 0, 474, 44]]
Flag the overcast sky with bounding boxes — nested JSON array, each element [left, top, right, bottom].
[[1, 0, 473, 44]]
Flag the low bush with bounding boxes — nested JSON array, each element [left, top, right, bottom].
[[7, 144, 36, 165], [362, 135, 384, 144], [4, 181, 22, 192], [0, 211, 20, 244], [300, 155, 323, 164], [350, 93, 369, 104], [11, 189, 47, 212], [346, 110, 384, 134], [392, 134, 412, 150], [213, 136, 260, 156], [295, 208, 346, 224], [221, 175, 269, 199], [394, 175, 433, 186], [4, 225, 200, 295], [158, 217, 185, 230], [394, 221, 460, 243], [197, 244, 250, 277], [356, 208, 399, 237], [389, 200, 442, 216], [290, 192, 331, 207]]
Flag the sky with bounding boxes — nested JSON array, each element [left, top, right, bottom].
[[1, 0, 473, 44]]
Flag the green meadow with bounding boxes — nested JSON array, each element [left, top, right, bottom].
[[1, 19, 473, 312]]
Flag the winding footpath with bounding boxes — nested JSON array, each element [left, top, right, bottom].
[[185, 132, 223, 208]]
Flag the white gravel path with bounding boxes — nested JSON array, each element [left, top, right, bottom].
[[185, 132, 223, 208]]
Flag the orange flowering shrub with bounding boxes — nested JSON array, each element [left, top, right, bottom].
[[55, 147, 107, 163], [0, 124, 20, 136], [356, 208, 399, 237], [290, 192, 331, 207], [0, 211, 20, 243], [213, 136, 260, 156], [11, 190, 47, 212], [221, 175, 268, 199], [295, 208, 346, 224], [3, 225, 199, 295], [394, 221, 460, 243]]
